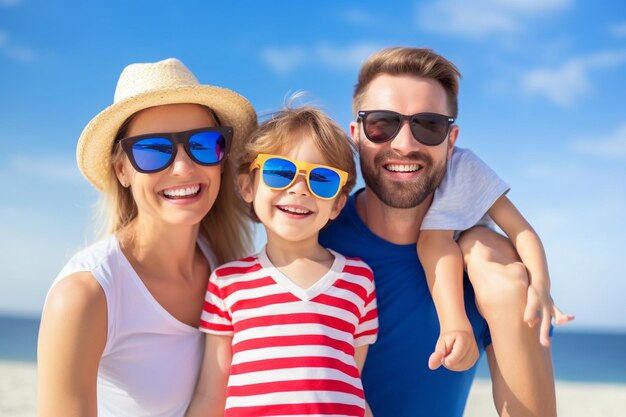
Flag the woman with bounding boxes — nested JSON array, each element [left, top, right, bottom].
[[37, 58, 256, 417]]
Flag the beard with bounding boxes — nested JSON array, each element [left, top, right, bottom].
[[358, 143, 448, 209]]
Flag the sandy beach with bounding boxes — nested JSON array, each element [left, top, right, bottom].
[[2, 360, 625, 417]]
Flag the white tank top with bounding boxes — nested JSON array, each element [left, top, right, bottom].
[[47, 235, 217, 417]]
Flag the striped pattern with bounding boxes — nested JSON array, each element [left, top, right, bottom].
[[200, 249, 378, 417]]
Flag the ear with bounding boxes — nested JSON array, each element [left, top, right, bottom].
[[349, 121, 360, 146], [329, 193, 348, 221], [447, 125, 459, 161], [114, 158, 130, 188], [237, 173, 255, 203]]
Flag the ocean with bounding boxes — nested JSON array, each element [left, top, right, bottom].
[[1, 314, 625, 383]]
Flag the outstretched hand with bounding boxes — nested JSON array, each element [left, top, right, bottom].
[[428, 330, 479, 372], [523, 285, 575, 347]]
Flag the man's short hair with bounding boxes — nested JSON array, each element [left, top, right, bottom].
[[353, 47, 462, 118]]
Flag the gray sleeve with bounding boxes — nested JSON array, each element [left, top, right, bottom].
[[421, 147, 510, 231]]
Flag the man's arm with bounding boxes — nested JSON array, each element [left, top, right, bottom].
[[489, 195, 574, 345], [458, 227, 557, 417]]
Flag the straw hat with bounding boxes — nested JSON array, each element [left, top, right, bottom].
[[76, 58, 257, 191]]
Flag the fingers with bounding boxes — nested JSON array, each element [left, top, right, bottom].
[[552, 305, 575, 325], [524, 287, 540, 327], [539, 308, 553, 347], [430, 332, 479, 372], [443, 337, 477, 371], [428, 338, 448, 370]]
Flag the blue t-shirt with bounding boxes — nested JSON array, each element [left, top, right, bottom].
[[319, 189, 491, 417]]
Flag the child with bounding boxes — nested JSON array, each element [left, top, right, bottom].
[[186, 105, 378, 417], [417, 146, 574, 371]]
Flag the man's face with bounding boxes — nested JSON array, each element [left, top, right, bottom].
[[350, 74, 458, 209]]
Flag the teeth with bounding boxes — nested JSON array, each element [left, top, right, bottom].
[[281, 206, 311, 214], [386, 164, 419, 172], [163, 185, 200, 197]]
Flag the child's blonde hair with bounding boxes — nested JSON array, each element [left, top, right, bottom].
[[236, 104, 356, 221]]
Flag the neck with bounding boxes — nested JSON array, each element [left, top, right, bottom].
[[264, 231, 330, 267], [356, 188, 432, 245], [118, 215, 201, 280]]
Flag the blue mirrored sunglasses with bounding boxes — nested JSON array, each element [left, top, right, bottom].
[[116, 127, 232, 173]]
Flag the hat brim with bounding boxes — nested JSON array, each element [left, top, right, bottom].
[[77, 85, 257, 191]]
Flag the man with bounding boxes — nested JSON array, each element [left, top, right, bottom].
[[319, 47, 556, 417]]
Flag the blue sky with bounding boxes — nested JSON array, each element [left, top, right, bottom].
[[1, 0, 625, 331]]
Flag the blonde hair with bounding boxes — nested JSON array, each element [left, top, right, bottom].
[[236, 104, 356, 221], [97, 106, 253, 264], [353, 47, 462, 117]]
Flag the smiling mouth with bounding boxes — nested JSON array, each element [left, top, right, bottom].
[[384, 163, 422, 173], [277, 205, 312, 215], [161, 184, 201, 200]]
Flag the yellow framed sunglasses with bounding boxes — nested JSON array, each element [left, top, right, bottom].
[[250, 154, 349, 200]]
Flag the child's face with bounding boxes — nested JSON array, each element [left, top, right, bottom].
[[239, 134, 347, 245]]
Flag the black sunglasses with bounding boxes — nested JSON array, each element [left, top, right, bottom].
[[357, 110, 455, 146], [116, 127, 232, 173]]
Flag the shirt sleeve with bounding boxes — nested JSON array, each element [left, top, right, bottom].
[[199, 269, 234, 335], [422, 147, 510, 232]]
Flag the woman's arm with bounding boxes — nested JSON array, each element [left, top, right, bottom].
[[186, 334, 233, 417], [37, 272, 107, 417]]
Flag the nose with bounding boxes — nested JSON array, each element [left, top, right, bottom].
[[287, 171, 310, 196], [170, 144, 195, 175], [390, 120, 420, 156]]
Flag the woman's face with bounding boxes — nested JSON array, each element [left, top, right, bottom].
[[115, 103, 223, 229]]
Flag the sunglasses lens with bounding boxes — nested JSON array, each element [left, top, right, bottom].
[[131, 137, 174, 172], [364, 111, 401, 143], [262, 157, 297, 189], [188, 131, 226, 165], [410, 114, 450, 146], [309, 167, 341, 199]]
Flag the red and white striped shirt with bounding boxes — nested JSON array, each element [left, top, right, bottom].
[[200, 248, 378, 417]]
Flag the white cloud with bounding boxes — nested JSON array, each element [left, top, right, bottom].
[[314, 43, 381, 71], [609, 22, 626, 37], [340, 9, 375, 26], [0, 29, 36, 63], [416, 0, 571, 39], [10, 155, 82, 183], [260, 47, 306, 74], [5, 45, 35, 62], [571, 123, 626, 160], [260, 43, 382, 75], [521, 50, 626, 107]]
